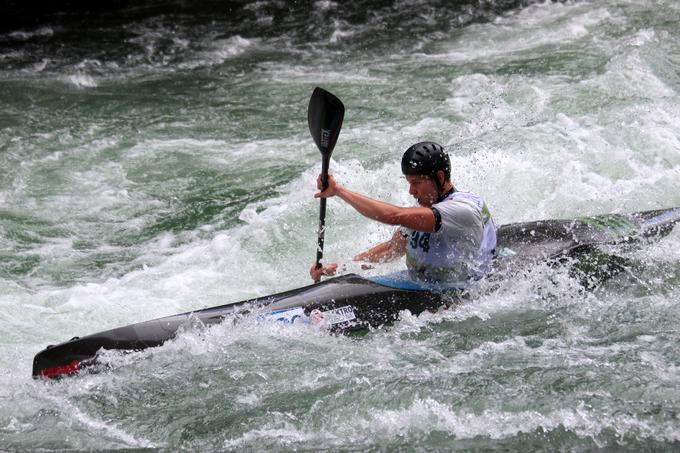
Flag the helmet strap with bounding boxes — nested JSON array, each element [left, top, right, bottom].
[[432, 171, 445, 199]]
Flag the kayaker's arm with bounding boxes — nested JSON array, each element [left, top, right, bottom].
[[310, 230, 405, 281], [315, 174, 437, 232], [353, 229, 407, 263]]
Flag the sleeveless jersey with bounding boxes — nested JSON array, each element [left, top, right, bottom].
[[403, 190, 497, 284]]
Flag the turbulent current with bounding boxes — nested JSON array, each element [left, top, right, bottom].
[[1, 0, 680, 450]]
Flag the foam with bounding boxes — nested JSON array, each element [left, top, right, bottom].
[[442, 73, 680, 219], [424, 2, 612, 64], [223, 427, 309, 449], [362, 397, 680, 442], [7, 27, 55, 40], [34, 392, 158, 448], [329, 20, 356, 44], [66, 74, 98, 88], [180, 35, 259, 69]]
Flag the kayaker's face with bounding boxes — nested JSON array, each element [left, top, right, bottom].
[[405, 175, 438, 207]]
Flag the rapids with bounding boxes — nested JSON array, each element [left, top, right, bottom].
[[1, 0, 679, 450]]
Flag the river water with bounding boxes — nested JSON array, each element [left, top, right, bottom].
[[1, 0, 680, 450]]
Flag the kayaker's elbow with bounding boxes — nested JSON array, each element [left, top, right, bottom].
[[381, 210, 404, 226]]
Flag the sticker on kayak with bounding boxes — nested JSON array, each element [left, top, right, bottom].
[[259, 307, 305, 324], [310, 306, 356, 326]]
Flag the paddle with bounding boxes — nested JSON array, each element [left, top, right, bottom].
[[308, 87, 345, 282]]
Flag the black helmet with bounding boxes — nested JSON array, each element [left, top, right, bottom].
[[401, 141, 450, 181]]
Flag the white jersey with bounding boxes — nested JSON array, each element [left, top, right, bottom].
[[403, 189, 497, 284]]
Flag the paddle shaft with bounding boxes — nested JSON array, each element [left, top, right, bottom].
[[315, 157, 330, 276]]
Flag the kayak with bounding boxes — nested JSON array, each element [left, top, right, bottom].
[[32, 207, 680, 379], [32, 273, 457, 379]]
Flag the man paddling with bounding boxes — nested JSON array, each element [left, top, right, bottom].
[[310, 141, 497, 284]]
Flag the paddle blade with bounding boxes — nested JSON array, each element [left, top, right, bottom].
[[308, 87, 345, 157]]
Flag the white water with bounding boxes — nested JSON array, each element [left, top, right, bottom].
[[1, 0, 680, 450]]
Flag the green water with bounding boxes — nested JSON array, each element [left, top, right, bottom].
[[1, 0, 680, 450]]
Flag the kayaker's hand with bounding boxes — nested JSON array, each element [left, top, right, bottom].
[[314, 173, 341, 199], [310, 262, 338, 282]]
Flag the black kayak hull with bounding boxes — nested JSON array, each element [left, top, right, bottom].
[[32, 207, 680, 379], [33, 274, 456, 378]]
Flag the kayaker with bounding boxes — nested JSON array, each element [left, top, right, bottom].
[[310, 141, 497, 284]]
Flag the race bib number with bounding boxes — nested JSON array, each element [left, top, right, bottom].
[[410, 231, 431, 253]]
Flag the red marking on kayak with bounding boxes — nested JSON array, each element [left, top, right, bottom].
[[39, 360, 80, 379]]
